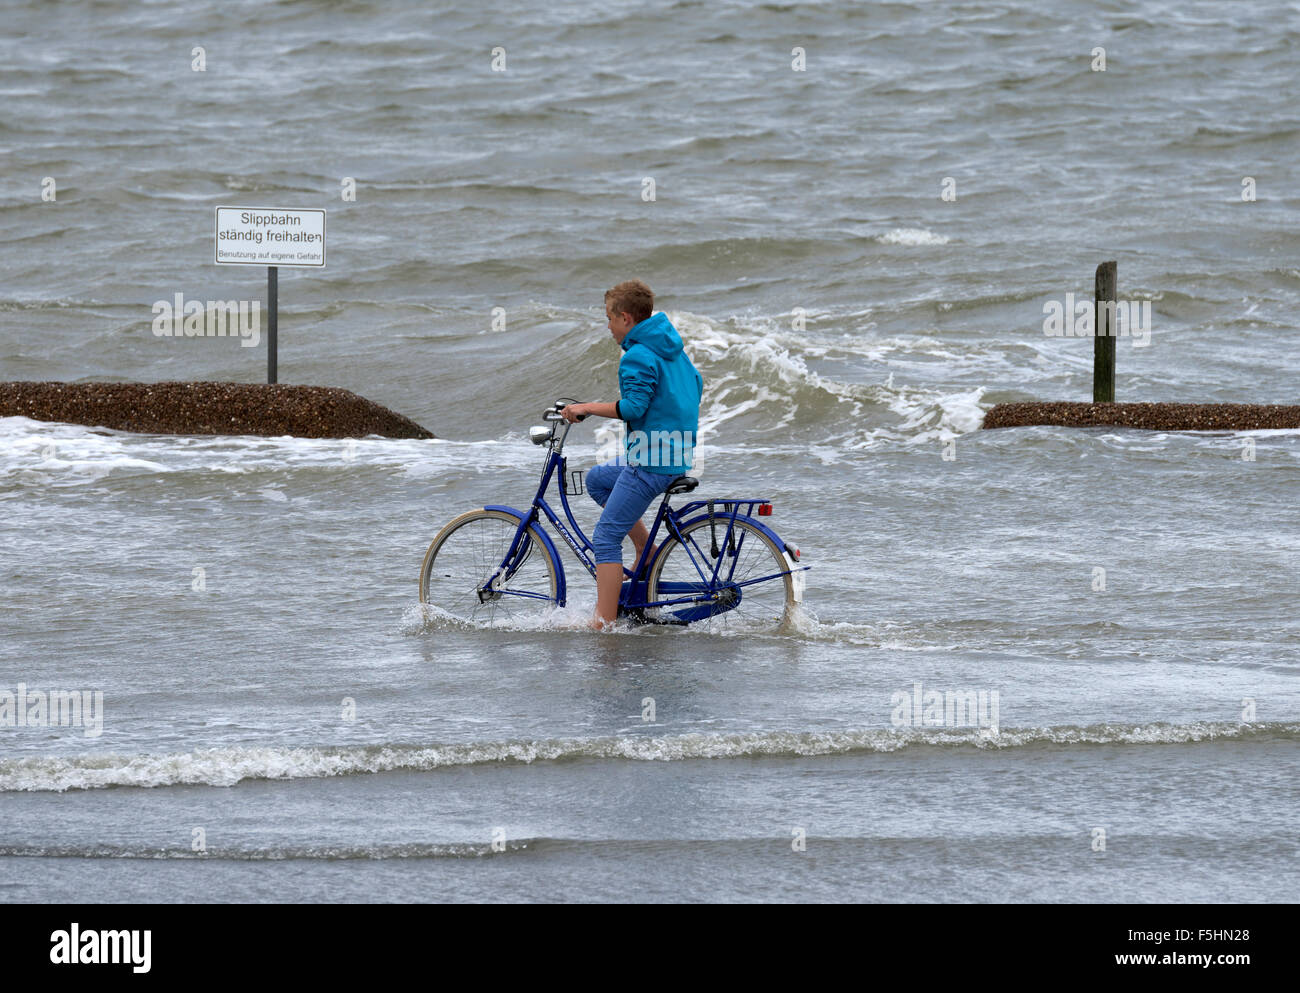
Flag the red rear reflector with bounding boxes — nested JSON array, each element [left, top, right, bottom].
[[758, 503, 773, 516], [792, 548, 800, 559]]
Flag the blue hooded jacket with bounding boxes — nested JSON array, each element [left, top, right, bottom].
[[615, 312, 703, 475]]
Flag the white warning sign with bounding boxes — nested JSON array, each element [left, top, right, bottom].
[[215, 206, 326, 267]]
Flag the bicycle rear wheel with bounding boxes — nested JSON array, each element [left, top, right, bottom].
[[645, 517, 796, 632], [419, 509, 558, 624]]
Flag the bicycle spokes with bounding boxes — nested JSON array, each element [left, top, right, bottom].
[[420, 510, 558, 623], [646, 516, 793, 631]]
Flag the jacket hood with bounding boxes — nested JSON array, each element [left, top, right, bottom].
[[621, 312, 683, 360]]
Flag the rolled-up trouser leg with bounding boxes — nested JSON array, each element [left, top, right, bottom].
[[584, 458, 622, 508], [591, 465, 676, 565]]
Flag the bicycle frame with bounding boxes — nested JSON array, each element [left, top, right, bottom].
[[480, 402, 808, 618]]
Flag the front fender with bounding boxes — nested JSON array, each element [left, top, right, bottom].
[[484, 504, 567, 606]]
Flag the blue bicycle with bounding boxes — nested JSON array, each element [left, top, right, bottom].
[[419, 399, 809, 630]]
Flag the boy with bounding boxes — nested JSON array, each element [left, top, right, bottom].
[[561, 280, 703, 630]]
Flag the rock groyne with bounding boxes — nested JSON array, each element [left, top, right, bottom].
[[983, 402, 1300, 432], [0, 381, 434, 439]]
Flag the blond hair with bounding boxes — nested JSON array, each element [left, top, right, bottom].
[[604, 279, 654, 324]]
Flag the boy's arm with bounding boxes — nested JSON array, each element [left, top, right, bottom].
[[613, 346, 657, 421], [561, 348, 658, 423], [561, 401, 618, 422]]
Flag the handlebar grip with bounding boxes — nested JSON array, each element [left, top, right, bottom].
[[558, 403, 587, 422]]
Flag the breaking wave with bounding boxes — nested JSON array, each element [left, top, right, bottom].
[[4, 722, 1293, 792]]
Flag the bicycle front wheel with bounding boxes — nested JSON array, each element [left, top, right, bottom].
[[419, 509, 558, 624], [646, 516, 796, 632]]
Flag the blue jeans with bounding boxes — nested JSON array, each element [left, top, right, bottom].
[[586, 459, 679, 565]]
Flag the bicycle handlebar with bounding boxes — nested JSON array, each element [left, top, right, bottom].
[[551, 400, 587, 422]]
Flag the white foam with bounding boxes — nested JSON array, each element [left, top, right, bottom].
[[4, 721, 1291, 792], [401, 600, 598, 635], [666, 313, 994, 449], [876, 384, 988, 445], [783, 604, 956, 650], [0, 415, 450, 481], [875, 227, 951, 246]]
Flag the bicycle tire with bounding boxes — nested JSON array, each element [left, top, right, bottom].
[[419, 509, 558, 624]]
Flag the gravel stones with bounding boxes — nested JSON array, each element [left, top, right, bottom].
[[0, 381, 434, 439], [983, 402, 1300, 432]]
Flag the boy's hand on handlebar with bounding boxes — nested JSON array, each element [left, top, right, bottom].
[[561, 403, 588, 423]]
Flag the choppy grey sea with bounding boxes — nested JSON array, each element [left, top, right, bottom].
[[2, 0, 1298, 902]]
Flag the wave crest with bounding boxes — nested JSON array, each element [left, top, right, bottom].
[[5, 722, 1292, 792]]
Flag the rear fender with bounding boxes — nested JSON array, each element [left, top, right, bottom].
[[674, 512, 785, 551]]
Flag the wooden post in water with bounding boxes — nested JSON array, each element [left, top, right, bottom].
[[1093, 260, 1116, 402]]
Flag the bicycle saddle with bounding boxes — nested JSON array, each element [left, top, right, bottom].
[[666, 476, 699, 495]]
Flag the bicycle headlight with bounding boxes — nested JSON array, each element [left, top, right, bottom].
[[529, 426, 551, 446]]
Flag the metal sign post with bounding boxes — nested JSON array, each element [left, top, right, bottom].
[[268, 265, 278, 384]]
